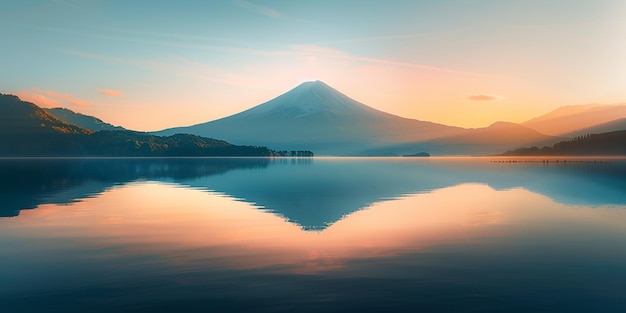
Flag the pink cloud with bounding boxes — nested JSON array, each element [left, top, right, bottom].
[[15, 88, 92, 108], [465, 94, 498, 101], [15, 90, 64, 108], [99, 88, 124, 97]]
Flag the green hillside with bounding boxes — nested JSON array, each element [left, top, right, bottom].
[[0, 94, 274, 157]]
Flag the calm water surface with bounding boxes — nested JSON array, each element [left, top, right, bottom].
[[1, 157, 626, 312]]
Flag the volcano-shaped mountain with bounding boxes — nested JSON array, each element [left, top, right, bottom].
[[155, 81, 465, 155]]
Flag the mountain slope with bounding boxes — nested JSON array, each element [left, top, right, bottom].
[[0, 93, 93, 136], [437, 122, 559, 145], [0, 94, 272, 157], [563, 118, 626, 138], [44, 107, 125, 131], [155, 81, 465, 155], [0, 93, 94, 155], [522, 103, 626, 136]]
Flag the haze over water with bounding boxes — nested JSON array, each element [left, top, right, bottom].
[[1, 157, 626, 312], [3, 1, 626, 311]]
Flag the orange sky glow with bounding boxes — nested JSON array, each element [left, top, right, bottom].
[[2, 1, 625, 131]]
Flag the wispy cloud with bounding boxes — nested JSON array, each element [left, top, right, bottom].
[[47, 23, 484, 79], [99, 88, 124, 97], [102, 27, 252, 47], [64, 49, 267, 88], [233, 0, 281, 18], [313, 33, 428, 45], [352, 55, 486, 77], [15, 90, 64, 108], [310, 28, 465, 46], [292, 45, 489, 78], [8, 21, 264, 52], [65, 39, 493, 93], [465, 94, 499, 101], [16, 88, 92, 108], [58, 30, 286, 57]]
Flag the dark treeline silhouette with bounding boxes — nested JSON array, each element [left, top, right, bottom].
[[0, 127, 274, 157], [0, 157, 271, 217], [503, 130, 626, 156], [0, 93, 299, 157], [270, 150, 314, 157], [78, 131, 273, 157]]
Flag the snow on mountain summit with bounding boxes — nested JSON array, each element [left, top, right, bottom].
[[235, 80, 379, 119]]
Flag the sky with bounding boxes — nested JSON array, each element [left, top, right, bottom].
[[1, 0, 625, 131]]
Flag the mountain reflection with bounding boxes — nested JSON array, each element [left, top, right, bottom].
[[4, 181, 625, 274], [0, 157, 270, 217], [1, 157, 625, 230]]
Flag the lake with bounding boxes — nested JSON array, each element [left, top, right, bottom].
[[1, 157, 626, 312]]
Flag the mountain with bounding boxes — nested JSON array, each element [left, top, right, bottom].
[[563, 118, 626, 138], [0, 94, 93, 136], [502, 130, 626, 156], [0, 93, 273, 157], [363, 121, 563, 156], [435, 122, 559, 145], [44, 107, 125, 131], [81, 131, 274, 157], [429, 121, 563, 155], [155, 81, 465, 155], [0, 93, 93, 155], [522, 103, 626, 136]]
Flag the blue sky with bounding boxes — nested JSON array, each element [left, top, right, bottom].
[[1, 0, 625, 130]]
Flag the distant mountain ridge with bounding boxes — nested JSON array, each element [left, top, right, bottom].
[[44, 107, 125, 131], [363, 121, 563, 156], [522, 103, 626, 136], [563, 118, 626, 138], [0, 93, 273, 157], [436, 121, 558, 145]]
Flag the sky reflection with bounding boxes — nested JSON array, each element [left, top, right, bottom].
[[3, 181, 625, 274]]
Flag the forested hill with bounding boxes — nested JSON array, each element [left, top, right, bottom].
[[502, 131, 626, 156], [0, 93, 276, 157]]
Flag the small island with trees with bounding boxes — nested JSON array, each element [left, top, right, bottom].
[[403, 152, 430, 157]]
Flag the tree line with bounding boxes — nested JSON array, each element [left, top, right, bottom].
[[502, 130, 626, 156]]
